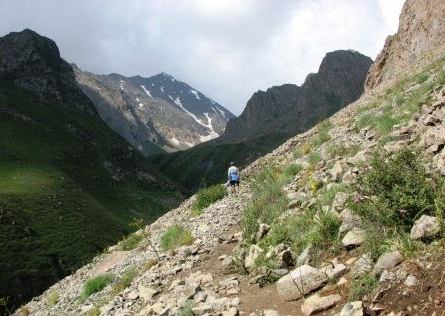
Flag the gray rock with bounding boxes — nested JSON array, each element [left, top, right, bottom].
[[342, 229, 365, 248], [245, 245, 263, 269], [296, 246, 312, 267], [339, 301, 364, 316], [379, 270, 396, 283], [276, 265, 328, 301], [222, 307, 239, 316], [263, 309, 279, 316], [331, 161, 344, 181], [320, 263, 347, 279], [351, 254, 373, 279], [332, 192, 348, 211], [373, 251, 403, 276], [301, 294, 341, 315], [404, 275, 417, 287], [138, 285, 159, 300], [410, 215, 441, 240], [339, 209, 362, 234], [256, 223, 270, 240]]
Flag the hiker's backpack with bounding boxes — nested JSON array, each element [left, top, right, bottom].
[[230, 171, 239, 182]]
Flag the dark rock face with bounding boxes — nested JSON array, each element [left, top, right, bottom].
[[74, 68, 235, 155], [0, 29, 97, 116], [222, 50, 373, 142]]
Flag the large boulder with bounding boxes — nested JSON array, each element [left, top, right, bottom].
[[245, 245, 264, 269], [410, 215, 441, 240], [276, 265, 327, 301]]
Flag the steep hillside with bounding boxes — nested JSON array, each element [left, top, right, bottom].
[[223, 50, 373, 142], [74, 67, 234, 155], [13, 1, 445, 315], [0, 30, 183, 312], [150, 51, 372, 192], [366, 0, 445, 91], [16, 53, 445, 316]]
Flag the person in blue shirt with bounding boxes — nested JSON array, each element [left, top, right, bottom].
[[227, 161, 240, 193]]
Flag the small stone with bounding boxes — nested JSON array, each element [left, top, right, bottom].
[[256, 223, 270, 240], [222, 307, 239, 316], [342, 229, 365, 248], [339, 301, 364, 316], [245, 245, 264, 269], [404, 275, 417, 287], [379, 270, 396, 283], [263, 310, 279, 316], [337, 277, 348, 286], [296, 246, 311, 267], [351, 254, 373, 279], [127, 290, 139, 300], [138, 285, 159, 300], [339, 209, 362, 234], [332, 192, 348, 210], [410, 215, 440, 240], [373, 251, 403, 276], [301, 294, 341, 315]]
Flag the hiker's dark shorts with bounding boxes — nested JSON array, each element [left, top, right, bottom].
[[230, 180, 240, 186]]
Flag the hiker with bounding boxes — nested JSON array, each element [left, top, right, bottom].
[[227, 161, 240, 193]]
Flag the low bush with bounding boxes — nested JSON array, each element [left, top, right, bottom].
[[118, 233, 144, 251], [241, 167, 289, 240], [160, 225, 193, 250], [317, 183, 348, 207], [327, 143, 360, 159], [111, 266, 138, 295], [351, 148, 445, 229], [192, 184, 227, 215], [178, 302, 195, 316], [308, 152, 322, 167], [349, 273, 377, 300], [81, 274, 114, 299], [283, 163, 303, 179], [46, 290, 59, 306], [414, 72, 429, 84], [311, 120, 333, 147]]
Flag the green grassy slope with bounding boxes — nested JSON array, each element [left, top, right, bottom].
[[149, 133, 289, 192], [0, 82, 182, 311]]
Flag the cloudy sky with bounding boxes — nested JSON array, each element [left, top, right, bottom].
[[1, 0, 405, 114]]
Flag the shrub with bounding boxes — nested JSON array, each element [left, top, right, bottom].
[[192, 184, 227, 215], [311, 120, 333, 147], [81, 274, 114, 299], [46, 290, 59, 306], [118, 233, 143, 251], [306, 210, 342, 251], [284, 163, 303, 179], [85, 306, 101, 316], [178, 302, 195, 316], [112, 266, 138, 295], [241, 167, 289, 240], [356, 111, 376, 130], [352, 148, 445, 229], [318, 183, 347, 207], [308, 152, 322, 167], [160, 225, 193, 250], [375, 112, 400, 135], [349, 273, 377, 300], [414, 72, 429, 84], [293, 147, 303, 159]]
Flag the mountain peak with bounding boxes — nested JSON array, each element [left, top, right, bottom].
[[0, 29, 97, 116]]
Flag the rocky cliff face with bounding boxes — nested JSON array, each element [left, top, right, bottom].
[[366, 0, 445, 91], [223, 50, 373, 142], [74, 68, 235, 154], [0, 29, 97, 116]]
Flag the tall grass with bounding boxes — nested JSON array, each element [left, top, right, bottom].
[[192, 184, 227, 215], [160, 225, 193, 250]]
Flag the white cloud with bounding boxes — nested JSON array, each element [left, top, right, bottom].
[[0, 0, 406, 115]]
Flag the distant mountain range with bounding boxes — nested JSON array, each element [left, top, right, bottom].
[[150, 50, 373, 191], [74, 67, 235, 155]]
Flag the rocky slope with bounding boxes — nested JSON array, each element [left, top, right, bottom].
[[0, 29, 183, 313], [74, 67, 234, 155], [11, 1, 445, 315], [222, 50, 372, 143], [366, 0, 445, 91], [150, 50, 372, 192]]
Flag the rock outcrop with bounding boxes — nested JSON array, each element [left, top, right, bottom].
[[366, 0, 445, 91], [0, 29, 97, 116], [222, 50, 373, 143]]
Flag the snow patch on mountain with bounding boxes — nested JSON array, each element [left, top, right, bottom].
[[190, 89, 201, 100], [141, 85, 154, 99], [170, 137, 180, 146]]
